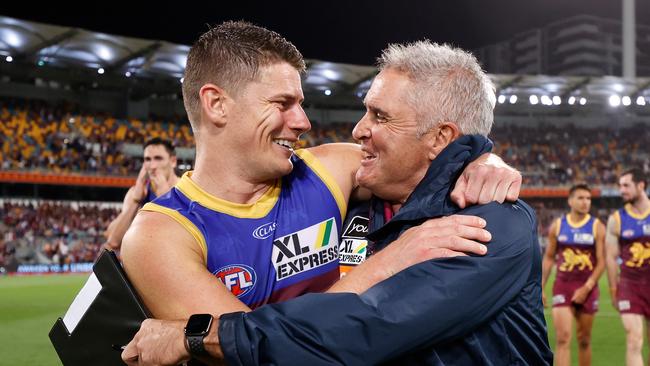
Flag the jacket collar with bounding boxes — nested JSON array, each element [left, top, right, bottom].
[[367, 135, 493, 245]]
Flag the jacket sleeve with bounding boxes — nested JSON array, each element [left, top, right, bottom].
[[219, 202, 537, 366]]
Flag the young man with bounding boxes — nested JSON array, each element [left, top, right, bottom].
[[542, 184, 605, 366], [606, 169, 650, 366], [104, 137, 180, 251]]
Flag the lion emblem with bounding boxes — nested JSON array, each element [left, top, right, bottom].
[[625, 242, 650, 268], [560, 248, 593, 272]]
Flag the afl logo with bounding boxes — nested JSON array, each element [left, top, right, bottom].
[[253, 222, 276, 239], [214, 264, 256, 298]]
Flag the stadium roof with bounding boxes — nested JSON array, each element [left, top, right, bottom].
[[1, 15, 649, 110]]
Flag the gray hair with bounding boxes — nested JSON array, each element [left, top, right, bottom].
[[377, 40, 495, 137]]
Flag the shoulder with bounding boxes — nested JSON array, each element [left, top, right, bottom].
[[459, 200, 536, 254]]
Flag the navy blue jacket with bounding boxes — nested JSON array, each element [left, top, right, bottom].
[[218, 135, 553, 365]]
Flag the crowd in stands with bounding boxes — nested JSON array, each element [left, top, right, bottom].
[[3, 98, 649, 186], [0, 200, 118, 268]]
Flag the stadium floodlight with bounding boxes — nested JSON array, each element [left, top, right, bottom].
[[37, 59, 45, 67], [568, 96, 576, 105], [552, 96, 561, 105], [180, 77, 184, 83], [97, 68, 105, 75], [608, 95, 621, 107], [497, 95, 506, 104], [579, 97, 587, 105], [125, 71, 132, 77], [5, 56, 12, 63], [621, 96, 631, 106], [324, 89, 332, 96], [637, 96, 647, 106], [529, 95, 539, 105], [540, 95, 552, 106], [509, 95, 517, 104]]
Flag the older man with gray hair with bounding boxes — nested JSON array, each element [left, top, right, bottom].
[[124, 40, 552, 365]]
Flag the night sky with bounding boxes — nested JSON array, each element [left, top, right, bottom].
[[2, 0, 649, 65]]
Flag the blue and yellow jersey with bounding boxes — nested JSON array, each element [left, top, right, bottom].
[[142, 149, 346, 308], [613, 204, 650, 283], [554, 214, 598, 282], [142, 181, 157, 206]]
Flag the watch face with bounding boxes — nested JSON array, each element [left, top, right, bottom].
[[185, 314, 213, 336]]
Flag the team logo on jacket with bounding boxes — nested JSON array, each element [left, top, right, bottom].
[[214, 264, 256, 298], [272, 217, 339, 280], [339, 216, 370, 265]]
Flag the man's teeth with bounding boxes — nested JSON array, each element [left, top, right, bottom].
[[274, 139, 294, 150]]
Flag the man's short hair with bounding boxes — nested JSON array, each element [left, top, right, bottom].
[[377, 41, 495, 137], [622, 168, 647, 190], [569, 183, 591, 197], [182, 21, 305, 128], [144, 137, 176, 157]]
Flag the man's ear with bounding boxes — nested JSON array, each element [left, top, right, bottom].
[[199, 83, 232, 128], [427, 122, 461, 161]]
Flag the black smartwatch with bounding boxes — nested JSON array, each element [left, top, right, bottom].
[[184, 314, 213, 357]]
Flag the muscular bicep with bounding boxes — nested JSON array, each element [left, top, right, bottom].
[[121, 211, 250, 319], [545, 220, 559, 258], [595, 220, 606, 261]]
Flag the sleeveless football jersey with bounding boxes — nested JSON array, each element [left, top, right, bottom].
[[554, 214, 598, 282], [142, 149, 346, 308], [614, 204, 650, 283]]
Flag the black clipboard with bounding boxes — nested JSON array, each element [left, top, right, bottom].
[[49, 250, 150, 365]]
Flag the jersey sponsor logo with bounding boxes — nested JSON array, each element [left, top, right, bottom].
[[552, 294, 566, 305], [572, 233, 594, 245], [622, 229, 635, 239], [339, 238, 367, 265], [625, 242, 650, 268], [558, 235, 568, 243], [342, 216, 369, 239], [559, 248, 593, 272], [272, 217, 339, 280], [214, 264, 256, 298], [253, 221, 277, 240], [644, 224, 650, 236]]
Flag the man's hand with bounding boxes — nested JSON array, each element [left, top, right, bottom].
[[122, 319, 190, 366], [148, 169, 171, 197], [571, 285, 590, 305], [131, 165, 149, 204], [379, 215, 491, 278], [451, 153, 522, 208]]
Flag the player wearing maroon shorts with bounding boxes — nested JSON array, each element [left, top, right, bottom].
[[543, 183, 605, 366], [606, 169, 650, 366]]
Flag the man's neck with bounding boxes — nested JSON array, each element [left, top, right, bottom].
[[191, 157, 275, 205], [568, 211, 587, 224], [629, 194, 650, 215]]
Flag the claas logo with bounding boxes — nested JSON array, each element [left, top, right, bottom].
[[214, 264, 256, 298]]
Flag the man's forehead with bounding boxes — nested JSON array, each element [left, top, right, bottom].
[[257, 63, 303, 95], [144, 145, 169, 156]]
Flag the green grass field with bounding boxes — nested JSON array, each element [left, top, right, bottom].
[[0, 272, 647, 365]]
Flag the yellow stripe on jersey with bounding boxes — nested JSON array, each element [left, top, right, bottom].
[[624, 203, 650, 220], [567, 214, 591, 228], [175, 171, 281, 219], [141, 202, 208, 262], [294, 149, 347, 222]]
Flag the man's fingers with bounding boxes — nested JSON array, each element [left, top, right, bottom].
[[477, 175, 501, 204], [492, 179, 511, 204], [505, 173, 522, 202], [121, 341, 139, 364], [445, 236, 488, 255], [423, 215, 486, 229], [450, 175, 468, 209]]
